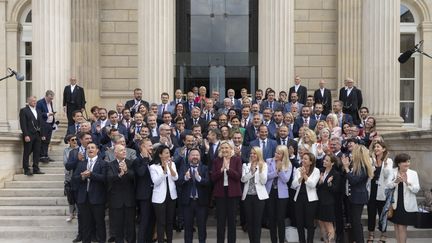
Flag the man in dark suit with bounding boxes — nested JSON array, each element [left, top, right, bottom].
[[73, 143, 107, 243], [260, 90, 283, 112], [292, 106, 317, 138], [19, 96, 46, 175], [63, 77, 86, 125], [178, 148, 210, 243], [289, 75, 308, 105], [313, 102, 327, 121], [100, 110, 128, 145], [243, 113, 262, 146], [339, 78, 363, 125], [124, 88, 149, 117], [226, 89, 242, 109], [134, 139, 155, 243], [64, 110, 84, 143], [107, 144, 136, 243], [276, 125, 298, 155], [36, 90, 56, 162], [170, 89, 185, 106], [205, 129, 221, 172], [185, 107, 207, 132], [252, 89, 264, 106], [157, 92, 175, 118], [249, 125, 277, 160], [185, 91, 198, 117], [313, 79, 332, 115], [333, 100, 354, 127]]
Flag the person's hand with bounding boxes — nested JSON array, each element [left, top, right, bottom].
[[78, 152, 84, 161], [319, 172, 324, 184], [185, 170, 191, 180], [162, 160, 167, 173], [327, 175, 333, 183], [204, 139, 209, 151], [134, 133, 142, 141], [234, 146, 241, 156], [24, 136, 31, 142], [276, 160, 282, 172], [258, 162, 263, 173], [194, 168, 200, 178], [41, 136, 46, 141], [96, 124, 101, 133]]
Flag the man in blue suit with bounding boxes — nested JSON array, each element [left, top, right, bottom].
[[100, 110, 128, 145], [249, 124, 277, 160], [178, 148, 210, 243], [226, 89, 242, 109], [73, 143, 107, 243], [36, 90, 56, 162], [292, 106, 317, 138], [157, 92, 175, 118], [260, 90, 283, 112]]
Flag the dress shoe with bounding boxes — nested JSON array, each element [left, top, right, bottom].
[[24, 171, 33, 176], [40, 157, 49, 163], [47, 157, 55, 162], [107, 236, 115, 242], [33, 170, 45, 175], [72, 235, 82, 242]]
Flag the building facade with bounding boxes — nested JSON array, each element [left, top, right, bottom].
[[0, 0, 431, 132]]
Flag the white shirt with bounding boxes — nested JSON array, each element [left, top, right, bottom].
[[46, 101, 54, 123], [100, 119, 108, 128], [347, 87, 353, 96], [70, 84, 76, 93], [320, 88, 325, 97], [86, 156, 98, 191], [29, 106, 37, 119], [294, 84, 300, 92]]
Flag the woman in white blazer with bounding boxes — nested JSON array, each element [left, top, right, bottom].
[[367, 141, 394, 243], [149, 145, 178, 243], [387, 153, 420, 243], [241, 146, 268, 243], [291, 152, 320, 243]]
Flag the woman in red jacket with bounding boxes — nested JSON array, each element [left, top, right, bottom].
[[211, 141, 242, 243]]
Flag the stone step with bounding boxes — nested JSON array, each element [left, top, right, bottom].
[[4, 181, 64, 189], [0, 197, 68, 206], [0, 206, 68, 216], [13, 174, 65, 181], [0, 188, 64, 197], [0, 216, 78, 227], [0, 226, 75, 239], [39, 161, 66, 167], [34, 167, 65, 174]]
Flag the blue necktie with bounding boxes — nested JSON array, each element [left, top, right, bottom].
[[191, 166, 197, 198]]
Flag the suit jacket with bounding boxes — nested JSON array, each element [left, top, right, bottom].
[[339, 86, 363, 113], [249, 138, 277, 161], [36, 98, 55, 124], [241, 162, 269, 200], [284, 102, 304, 113], [313, 114, 327, 121], [157, 103, 175, 117], [291, 167, 320, 202], [133, 155, 153, 201], [185, 117, 207, 132], [313, 88, 332, 115], [260, 100, 283, 112], [19, 106, 45, 138], [184, 101, 198, 116], [104, 147, 137, 162], [211, 156, 242, 198], [63, 85, 86, 109], [206, 141, 220, 172], [243, 125, 259, 146], [337, 113, 354, 127], [107, 159, 136, 208], [125, 99, 149, 117], [292, 117, 318, 138], [265, 158, 293, 198], [289, 85, 308, 105], [177, 163, 210, 206], [387, 168, 420, 212], [100, 123, 128, 145], [317, 168, 340, 205], [149, 162, 178, 203], [73, 157, 107, 205], [276, 137, 298, 155], [345, 167, 369, 205], [170, 99, 185, 107]]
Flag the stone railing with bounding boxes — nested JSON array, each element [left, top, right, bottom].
[[383, 130, 432, 191], [0, 132, 23, 187]]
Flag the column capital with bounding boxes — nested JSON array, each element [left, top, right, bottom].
[[5, 22, 20, 32], [418, 22, 432, 32]]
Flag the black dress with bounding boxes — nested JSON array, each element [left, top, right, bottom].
[[389, 182, 416, 226]]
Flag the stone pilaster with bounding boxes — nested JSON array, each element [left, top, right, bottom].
[[337, 0, 362, 86], [0, 0, 8, 131], [138, 0, 175, 103], [32, 0, 71, 114], [362, 0, 404, 131], [258, 0, 294, 92], [5, 22, 20, 131], [419, 22, 432, 129], [71, 0, 100, 109]]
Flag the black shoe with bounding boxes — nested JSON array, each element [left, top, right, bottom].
[[107, 236, 115, 242], [47, 157, 55, 162], [33, 170, 45, 175], [24, 171, 33, 176], [40, 157, 49, 163], [72, 235, 82, 242], [241, 224, 248, 232]]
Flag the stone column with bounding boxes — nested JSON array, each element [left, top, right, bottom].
[[138, 0, 175, 103], [258, 0, 294, 93], [0, 0, 8, 131], [419, 22, 432, 129], [362, 0, 404, 131], [337, 0, 362, 86], [5, 22, 20, 131], [71, 0, 100, 108], [32, 0, 71, 114]]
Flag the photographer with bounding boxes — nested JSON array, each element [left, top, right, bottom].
[[36, 90, 57, 163]]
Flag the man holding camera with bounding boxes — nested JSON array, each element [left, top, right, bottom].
[[36, 90, 56, 163]]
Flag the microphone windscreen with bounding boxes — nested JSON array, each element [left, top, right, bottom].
[[16, 73, 25, 81], [398, 49, 415, 63]]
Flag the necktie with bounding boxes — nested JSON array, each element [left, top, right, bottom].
[[304, 118, 308, 126], [136, 125, 141, 134], [282, 139, 286, 145], [191, 167, 197, 198], [262, 140, 266, 150], [75, 124, 80, 134], [190, 103, 193, 111], [194, 119, 198, 125], [86, 159, 94, 191], [243, 118, 247, 127], [270, 102, 273, 109], [126, 121, 130, 129], [162, 105, 166, 112], [316, 115, 319, 120], [207, 112, 211, 121]]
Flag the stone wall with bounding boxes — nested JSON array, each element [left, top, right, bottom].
[[99, 0, 138, 97], [383, 130, 432, 191], [294, 0, 338, 92], [0, 133, 24, 187]]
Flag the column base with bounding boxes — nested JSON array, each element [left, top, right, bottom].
[[375, 115, 406, 134], [0, 121, 10, 132]]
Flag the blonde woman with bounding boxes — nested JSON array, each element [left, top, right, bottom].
[[211, 141, 242, 243], [266, 145, 293, 243], [314, 120, 329, 137], [341, 145, 374, 243], [241, 147, 268, 243], [292, 152, 320, 243], [326, 113, 342, 138]]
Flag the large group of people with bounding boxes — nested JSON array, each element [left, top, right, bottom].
[[19, 75, 421, 243]]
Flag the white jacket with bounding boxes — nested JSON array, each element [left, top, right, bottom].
[[386, 168, 420, 212], [373, 157, 394, 201], [241, 162, 269, 200], [291, 167, 320, 202], [150, 163, 178, 203]]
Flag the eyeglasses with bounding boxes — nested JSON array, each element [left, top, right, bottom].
[[70, 138, 77, 142]]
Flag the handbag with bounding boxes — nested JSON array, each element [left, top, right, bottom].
[[387, 205, 394, 218]]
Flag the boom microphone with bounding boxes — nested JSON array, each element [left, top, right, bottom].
[[7, 68, 25, 81], [398, 49, 416, 64]]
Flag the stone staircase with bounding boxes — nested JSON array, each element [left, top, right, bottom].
[[0, 143, 431, 242]]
